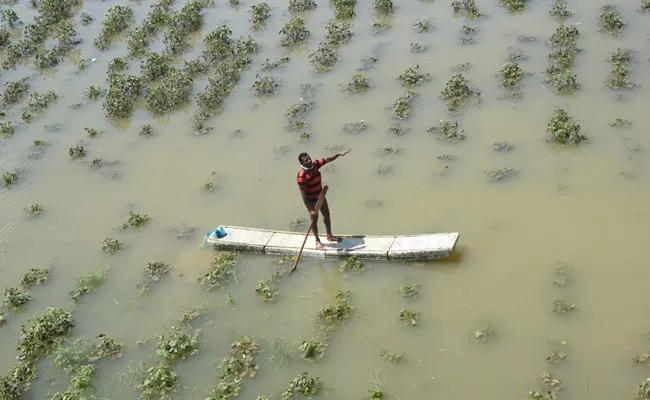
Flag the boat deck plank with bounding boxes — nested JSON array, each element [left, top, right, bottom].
[[206, 226, 459, 261]]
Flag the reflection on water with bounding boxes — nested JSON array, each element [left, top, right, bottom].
[[1, 0, 650, 398]]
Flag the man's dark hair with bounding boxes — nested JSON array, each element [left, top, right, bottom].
[[298, 152, 309, 163]]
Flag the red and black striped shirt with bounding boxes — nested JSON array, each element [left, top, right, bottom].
[[297, 157, 327, 201]]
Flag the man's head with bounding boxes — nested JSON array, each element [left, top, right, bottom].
[[298, 152, 312, 169]]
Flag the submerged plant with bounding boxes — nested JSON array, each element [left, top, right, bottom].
[[427, 119, 465, 142], [94, 333, 123, 360], [485, 167, 517, 182], [339, 255, 364, 273], [497, 61, 525, 95], [68, 145, 86, 160], [413, 18, 432, 33], [397, 65, 431, 87], [550, 0, 573, 20], [605, 48, 635, 90], [103, 74, 142, 119], [598, 4, 625, 36], [641, 0, 650, 12], [289, 0, 316, 12], [282, 372, 321, 399], [101, 237, 122, 255], [552, 298, 576, 313], [122, 210, 150, 230], [2, 79, 30, 105], [2, 170, 19, 188], [333, 0, 357, 19], [252, 2, 271, 30], [399, 284, 420, 298], [208, 336, 260, 398], [94, 5, 135, 50], [280, 16, 311, 46], [318, 290, 354, 323], [440, 73, 480, 112], [309, 41, 338, 72], [134, 361, 179, 399], [296, 339, 327, 362], [200, 251, 239, 290], [326, 20, 352, 46], [156, 325, 199, 362], [145, 69, 194, 115], [0, 122, 14, 138], [4, 287, 31, 311], [546, 108, 586, 145], [252, 75, 280, 96], [19, 267, 50, 289], [373, 0, 393, 14], [17, 307, 74, 361], [399, 309, 420, 327], [344, 72, 370, 93], [392, 90, 416, 120], [610, 117, 632, 127], [380, 349, 403, 362], [499, 0, 528, 14], [451, 0, 484, 19], [69, 266, 109, 302]]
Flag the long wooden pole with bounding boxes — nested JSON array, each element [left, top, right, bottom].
[[290, 185, 329, 273]]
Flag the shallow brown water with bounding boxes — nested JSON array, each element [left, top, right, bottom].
[[1, 0, 650, 398]]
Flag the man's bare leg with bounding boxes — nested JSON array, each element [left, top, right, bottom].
[[321, 199, 341, 242], [307, 201, 324, 250]]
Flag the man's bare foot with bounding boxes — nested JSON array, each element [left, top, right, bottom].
[[315, 241, 325, 250], [326, 235, 342, 243]]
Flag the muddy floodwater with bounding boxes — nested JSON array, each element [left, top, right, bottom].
[[1, 0, 650, 398]]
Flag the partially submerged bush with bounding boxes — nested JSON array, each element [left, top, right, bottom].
[[145, 69, 194, 115], [134, 361, 179, 399], [252, 2, 271, 30], [296, 339, 327, 362], [2, 170, 19, 188], [4, 287, 31, 311], [440, 73, 480, 112], [397, 65, 430, 87], [641, 0, 650, 12], [101, 238, 121, 254], [103, 74, 142, 119], [280, 16, 310, 46], [373, 0, 393, 14], [2, 79, 30, 105], [325, 20, 352, 46], [20, 267, 51, 288], [309, 41, 338, 72], [18, 307, 74, 361], [163, 0, 208, 55], [399, 284, 420, 298], [399, 309, 420, 327], [545, 24, 580, 96], [94, 6, 135, 50], [208, 336, 259, 398], [252, 75, 280, 96], [68, 145, 86, 159], [69, 266, 109, 302], [318, 290, 353, 324], [550, 0, 573, 20], [499, 0, 528, 14], [289, 0, 316, 12], [413, 18, 432, 33], [451, 0, 484, 19], [200, 251, 239, 290], [546, 108, 586, 145], [282, 372, 321, 399], [156, 325, 199, 362], [333, 0, 357, 19], [392, 89, 416, 120], [344, 72, 370, 93], [605, 48, 635, 90], [598, 4, 625, 36], [339, 255, 364, 273]]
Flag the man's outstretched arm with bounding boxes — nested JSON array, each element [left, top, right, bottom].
[[322, 149, 351, 165]]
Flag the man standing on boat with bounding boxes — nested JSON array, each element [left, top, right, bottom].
[[297, 150, 351, 250]]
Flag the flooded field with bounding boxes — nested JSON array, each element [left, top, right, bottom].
[[1, 0, 650, 398]]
